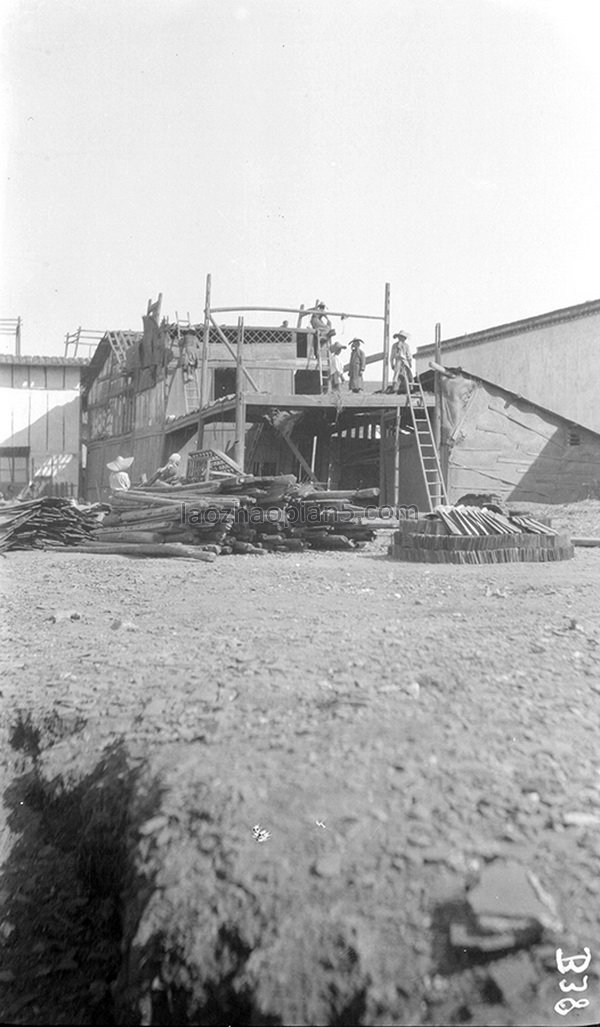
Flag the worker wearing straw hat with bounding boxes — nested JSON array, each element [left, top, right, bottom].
[[348, 338, 366, 393], [391, 330, 413, 392], [106, 455, 134, 491]]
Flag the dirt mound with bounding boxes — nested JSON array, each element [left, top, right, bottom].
[[113, 743, 424, 1026]]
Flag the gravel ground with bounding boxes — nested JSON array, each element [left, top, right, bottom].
[[1, 506, 600, 1025]]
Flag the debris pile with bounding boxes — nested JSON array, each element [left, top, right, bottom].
[[389, 505, 574, 564], [0, 498, 107, 553]]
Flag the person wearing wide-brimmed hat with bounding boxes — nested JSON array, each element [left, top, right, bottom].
[[310, 300, 336, 358], [106, 455, 134, 491], [391, 330, 413, 392], [348, 338, 366, 393]]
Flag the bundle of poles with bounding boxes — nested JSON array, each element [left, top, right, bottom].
[[87, 476, 382, 557], [389, 504, 574, 564]]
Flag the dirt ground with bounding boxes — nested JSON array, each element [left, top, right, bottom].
[[1, 502, 600, 1026]]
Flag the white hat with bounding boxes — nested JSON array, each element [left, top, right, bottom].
[[106, 455, 134, 472], [167, 453, 181, 464]]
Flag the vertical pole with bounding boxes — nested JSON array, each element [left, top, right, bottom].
[[234, 316, 245, 471], [15, 317, 21, 358], [310, 434, 317, 474], [201, 274, 211, 410], [393, 404, 401, 509], [378, 414, 385, 501], [382, 282, 391, 390], [434, 321, 442, 505]]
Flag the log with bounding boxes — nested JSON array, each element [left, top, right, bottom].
[[572, 537, 600, 547], [65, 543, 217, 561], [94, 530, 164, 544]]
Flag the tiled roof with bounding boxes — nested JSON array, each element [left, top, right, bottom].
[[0, 354, 89, 366]]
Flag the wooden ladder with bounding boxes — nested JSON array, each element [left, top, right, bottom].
[[183, 374, 200, 412], [106, 331, 135, 367], [405, 376, 448, 511], [317, 343, 329, 393]]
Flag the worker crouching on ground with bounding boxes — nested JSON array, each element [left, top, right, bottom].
[[146, 452, 182, 486], [391, 330, 414, 393], [348, 338, 366, 392], [107, 455, 134, 491], [329, 342, 346, 394]]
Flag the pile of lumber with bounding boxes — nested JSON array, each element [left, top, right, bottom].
[[226, 481, 379, 554], [389, 504, 574, 564], [0, 497, 107, 553], [0, 477, 384, 560], [91, 477, 381, 557]]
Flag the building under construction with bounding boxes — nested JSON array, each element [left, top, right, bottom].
[[72, 278, 600, 508], [77, 280, 443, 510]]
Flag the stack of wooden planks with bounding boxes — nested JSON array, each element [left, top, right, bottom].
[[0, 477, 385, 560], [389, 505, 574, 564], [0, 498, 107, 553], [91, 477, 382, 557]]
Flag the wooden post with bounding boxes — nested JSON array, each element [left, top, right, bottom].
[[234, 316, 245, 471], [201, 274, 211, 410], [296, 303, 305, 329], [15, 317, 21, 358], [382, 282, 391, 390], [393, 404, 401, 509], [434, 321, 442, 505]]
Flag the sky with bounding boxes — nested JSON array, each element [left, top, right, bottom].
[[2, 0, 600, 361]]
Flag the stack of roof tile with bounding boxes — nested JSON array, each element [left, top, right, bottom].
[[388, 505, 574, 564]]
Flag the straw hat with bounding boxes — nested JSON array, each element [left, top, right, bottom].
[[393, 330, 409, 340], [167, 453, 181, 465], [106, 455, 134, 472]]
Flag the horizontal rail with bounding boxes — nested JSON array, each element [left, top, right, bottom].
[[209, 305, 384, 322]]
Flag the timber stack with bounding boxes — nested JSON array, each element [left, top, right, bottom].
[[389, 505, 574, 564], [90, 476, 381, 556], [0, 497, 107, 553]]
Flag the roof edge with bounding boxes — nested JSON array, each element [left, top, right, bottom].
[[416, 296, 600, 356]]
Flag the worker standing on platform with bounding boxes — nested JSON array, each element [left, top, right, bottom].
[[329, 342, 346, 394], [348, 338, 366, 393], [310, 301, 336, 358], [391, 330, 413, 392]]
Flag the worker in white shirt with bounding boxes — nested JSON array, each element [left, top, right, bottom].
[[390, 330, 413, 392], [329, 342, 346, 393], [106, 455, 134, 491]]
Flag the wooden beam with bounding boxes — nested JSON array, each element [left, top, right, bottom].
[[201, 273, 211, 409], [234, 317, 245, 471], [212, 305, 384, 321], [434, 322, 442, 507], [342, 351, 385, 373], [393, 403, 400, 508], [209, 313, 260, 392], [271, 425, 317, 481], [382, 282, 391, 390]]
